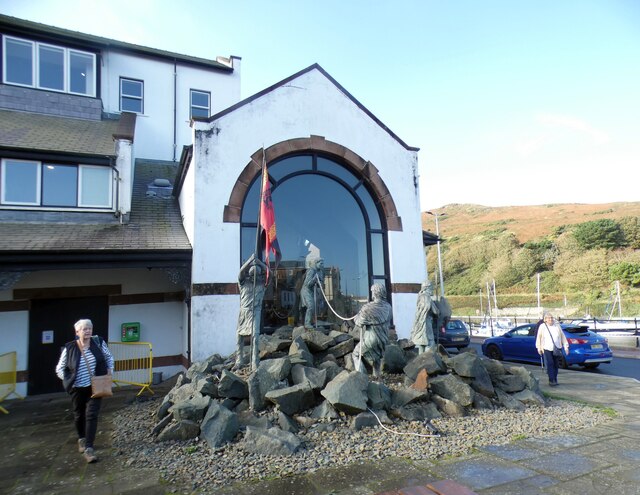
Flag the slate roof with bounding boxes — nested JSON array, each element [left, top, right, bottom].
[[0, 109, 133, 156], [0, 160, 191, 268], [0, 14, 234, 73]]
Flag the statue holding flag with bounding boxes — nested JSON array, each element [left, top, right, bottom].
[[235, 254, 268, 369], [239, 152, 281, 371]]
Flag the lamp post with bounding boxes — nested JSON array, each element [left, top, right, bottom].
[[426, 211, 445, 297]]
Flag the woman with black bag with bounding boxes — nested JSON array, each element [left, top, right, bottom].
[[55, 319, 114, 463], [535, 311, 569, 386]]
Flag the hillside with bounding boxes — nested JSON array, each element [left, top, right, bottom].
[[420, 202, 640, 316], [422, 202, 640, 244]]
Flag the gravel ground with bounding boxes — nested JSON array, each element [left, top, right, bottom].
[[111, 395, 612, 493]]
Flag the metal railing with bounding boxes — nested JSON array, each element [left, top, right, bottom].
[[0, 351, 24, 413], [109, 342, 154, 396]]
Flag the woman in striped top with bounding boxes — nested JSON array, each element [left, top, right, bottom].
[[56, 319, 114, 463]]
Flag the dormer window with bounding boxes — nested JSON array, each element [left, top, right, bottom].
[[2, 36, 96, 96], [0, 159, 112, 209]]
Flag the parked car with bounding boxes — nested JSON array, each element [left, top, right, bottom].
[[481, 323, 613, 369], [438, 319, 470, 350]]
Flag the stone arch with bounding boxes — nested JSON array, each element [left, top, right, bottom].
[[223, 136, 402, 231]]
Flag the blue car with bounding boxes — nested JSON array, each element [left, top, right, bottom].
[[481, 323, 613, 369]]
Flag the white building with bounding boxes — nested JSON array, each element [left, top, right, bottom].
[[0, 14, 426, 397]]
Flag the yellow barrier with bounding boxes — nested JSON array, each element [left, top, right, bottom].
[[0, 351, 24, 414], [109, 342, 154, 396]]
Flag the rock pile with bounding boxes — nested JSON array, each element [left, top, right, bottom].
[[153, 325, 546, 455]]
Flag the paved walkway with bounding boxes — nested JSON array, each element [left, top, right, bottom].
[[2, 361, 640, 494]]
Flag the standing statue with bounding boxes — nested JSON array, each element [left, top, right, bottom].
[[300, 257, 324, 328], [410, 281, 439, 353], [235, 254, 268, 369], [352, 283, 392, 378]]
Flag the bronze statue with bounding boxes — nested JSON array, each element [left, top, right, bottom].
[[352, 283, 392, 378], [410, 281, 439, 353], [235, 254, 268, 368], [300, 257, 324, 328]]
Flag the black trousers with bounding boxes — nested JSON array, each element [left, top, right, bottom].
[[70, 386, 102, 448]]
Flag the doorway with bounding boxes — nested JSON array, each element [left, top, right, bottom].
[[28, 296, 108, 395]]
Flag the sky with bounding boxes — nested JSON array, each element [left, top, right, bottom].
[[1, 0, 638, 211]]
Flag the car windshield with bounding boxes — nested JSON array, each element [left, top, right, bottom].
[[447, 321, 465, 330], [562, 325, 590, 335]]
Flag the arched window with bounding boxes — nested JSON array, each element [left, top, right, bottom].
[[240, 153, 389, 329]]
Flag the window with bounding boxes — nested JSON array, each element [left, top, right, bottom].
[[120, 78, 143, 113], [1, 159, 112, 209], [240, 154, 388, 328], [2, 36, 96, 96], [190, 90, 210, 118]]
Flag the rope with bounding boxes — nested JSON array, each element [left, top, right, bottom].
[[366, 408, 440, 438], [314, 275, 357, 322]]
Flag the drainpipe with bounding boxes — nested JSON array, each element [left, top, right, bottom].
[[108, 157, 122, 223], [173, 59, 177, 162]]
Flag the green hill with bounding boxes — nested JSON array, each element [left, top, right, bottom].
[[422, 202, 640, 317]]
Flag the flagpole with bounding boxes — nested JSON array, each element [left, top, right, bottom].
[[249, 149, 266, 372]]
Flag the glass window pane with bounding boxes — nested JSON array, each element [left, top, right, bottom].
[[121, 96, 142, 113], [79, 166, 111, 207], [241, 177, 261, 223], [69, 51, 94, 95], [241, 227, 257, 264], [2, 160, 39, 204], [274, 174, 368, 302], [5, 38, 33, 86], [317, 157, 358, 187], [268, 155, 312, 181], [191, 91, 209, 107], [191, 106, 209, 118], [356, 185, 381, 230], [38, 45, 64, 91], [121, 79, 142, 97], [42, 164, 77, 206], [371, 233, 385, 276]]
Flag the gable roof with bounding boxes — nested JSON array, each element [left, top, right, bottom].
[[0, 160, 191, 270], [200, 63, 419, 152], [0, 14, 234, 72], [0, 109, 135, 157]]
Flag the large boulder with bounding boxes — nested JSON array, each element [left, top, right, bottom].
[[218, 370, 248, 399], [249, 357, 292, 411], [291, 364, 327, 390], [321, 370, 369, 414], [289, 336, 314, 366], [170, 394, 211, 422], [429, 374, 474, 407], [243, 426, 302, 456], [382, 344, 407, 373], [156, 420, 200, 442], [200, 403, 239, 448], [292, 327, 335, 352], [265, 382, 317, 415], [367, 381, 392, 411], [403, 349, 447, 380]]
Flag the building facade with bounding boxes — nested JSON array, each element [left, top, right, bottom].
[[0, 15, 426, 396]]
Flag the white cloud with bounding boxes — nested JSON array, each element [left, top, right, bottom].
[[536, 112, 610, 145]]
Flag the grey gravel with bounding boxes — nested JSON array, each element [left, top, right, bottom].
[[111, 396, 611, 492]]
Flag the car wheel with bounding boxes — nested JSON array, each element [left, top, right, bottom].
[[485, 344, 502, 361], [558, 355, 568, 369], [583, 363, 600, 369]]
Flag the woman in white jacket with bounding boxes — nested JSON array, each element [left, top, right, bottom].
[[535, 311, 569, 386]]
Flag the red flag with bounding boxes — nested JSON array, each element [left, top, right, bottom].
[[260, 159, 281, 283]]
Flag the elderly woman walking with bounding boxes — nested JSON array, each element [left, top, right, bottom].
[[535, 311, 569, 386], [56, 319, 114, 463]]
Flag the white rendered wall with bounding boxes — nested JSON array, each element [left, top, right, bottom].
[[191, 295, 239, 361], [100, 49, 240, 161], [187, 68, 426, 358]]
